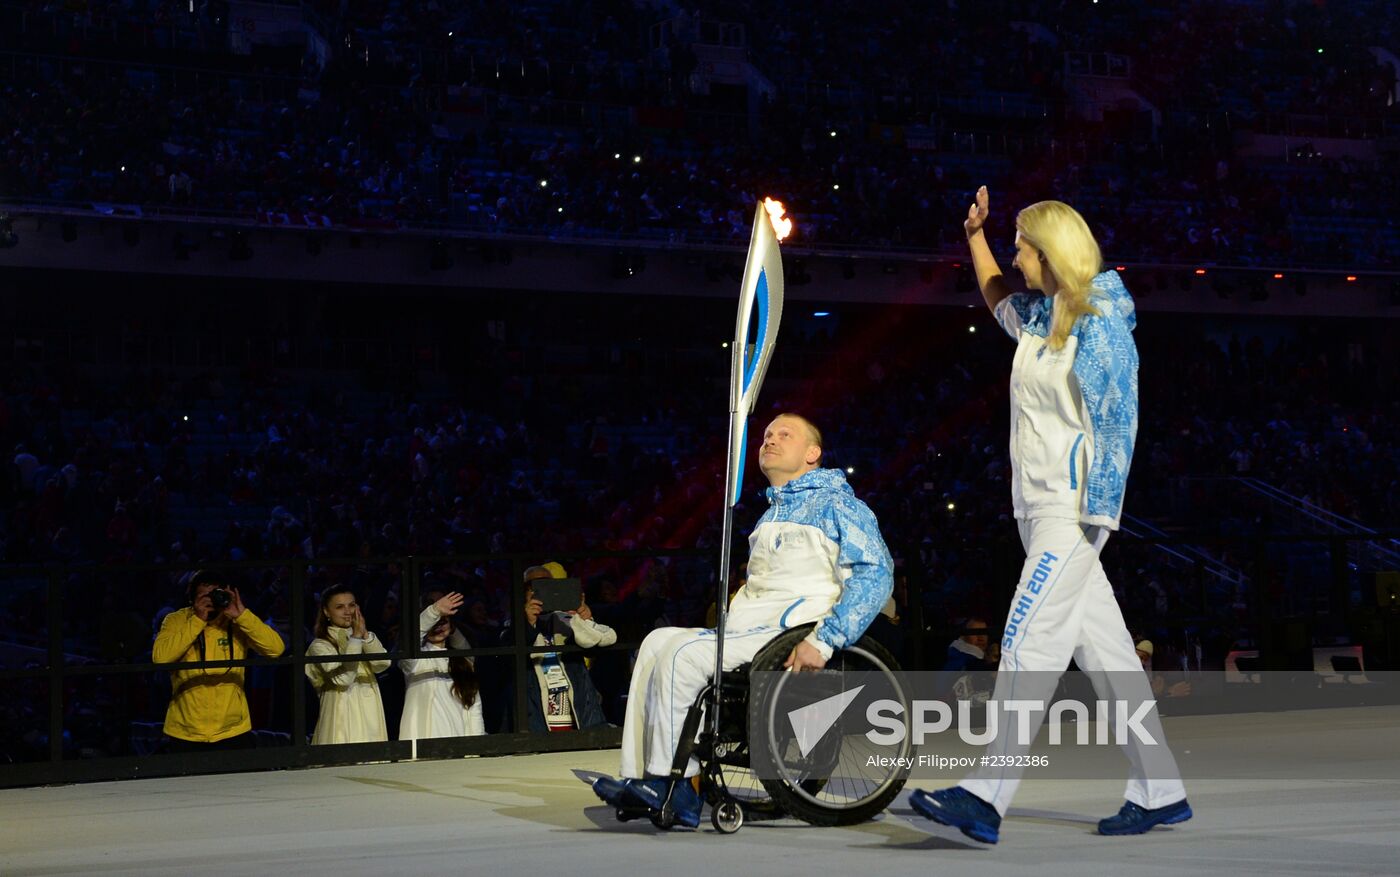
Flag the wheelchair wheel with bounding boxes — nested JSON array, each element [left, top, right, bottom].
[[749, 625, 912, 827], [711, 800, 744, 834]]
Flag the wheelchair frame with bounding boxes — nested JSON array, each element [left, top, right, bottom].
[[614, 622, 912, 833]]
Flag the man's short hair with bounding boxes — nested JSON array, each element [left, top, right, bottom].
[[185, 569, 217, 604], [775, 412, 823, 450]]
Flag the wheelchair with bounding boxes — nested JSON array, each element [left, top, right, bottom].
[[615, 622, 912, 834]]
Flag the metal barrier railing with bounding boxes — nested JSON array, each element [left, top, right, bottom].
[[1, 532, 1396, 788], [0, 548, 714, 787]]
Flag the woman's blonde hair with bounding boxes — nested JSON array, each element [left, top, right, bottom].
[[1015, 201, 1102, 350]]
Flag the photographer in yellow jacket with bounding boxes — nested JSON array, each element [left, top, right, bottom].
[[153, 571, 285, 751]]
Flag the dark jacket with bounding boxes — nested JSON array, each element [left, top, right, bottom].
[[496, 612, 608, 733]]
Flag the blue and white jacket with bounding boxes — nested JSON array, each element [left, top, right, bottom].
[[731, 468, 894, 660], [994, 270, 1139, 530]]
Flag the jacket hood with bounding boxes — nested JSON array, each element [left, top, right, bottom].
[[765, 467, 853, 502], [1090, 269, 1136, 332]]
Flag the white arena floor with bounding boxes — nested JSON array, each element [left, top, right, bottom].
[[4, 707, 1399, 877]]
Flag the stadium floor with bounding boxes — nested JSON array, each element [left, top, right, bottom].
[[4, 707, 1399, 877]]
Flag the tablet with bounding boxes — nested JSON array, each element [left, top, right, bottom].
[[530, 577, 582, 614]]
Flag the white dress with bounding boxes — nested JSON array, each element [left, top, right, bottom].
[[305, 627, 392, 744], [398, 605, 486, 740]]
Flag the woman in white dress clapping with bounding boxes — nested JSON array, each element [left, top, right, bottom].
[[306, 585, 392, 744]]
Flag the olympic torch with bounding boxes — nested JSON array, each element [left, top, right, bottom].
[[712, 199, 791, 723]]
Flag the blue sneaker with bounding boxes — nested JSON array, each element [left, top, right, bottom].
[[908, 787, 1001, 844], [591, 776, 631, 807], [621, 778, 703, 829], [1098, 799, 1192, 835]]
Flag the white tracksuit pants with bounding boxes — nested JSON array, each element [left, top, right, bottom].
[[960, 517, 1187, 815], [620, 621, 787, 779]]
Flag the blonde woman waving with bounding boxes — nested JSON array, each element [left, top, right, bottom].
[[910, 188, 1189, 843]]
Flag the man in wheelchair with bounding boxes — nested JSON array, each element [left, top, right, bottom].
[[591, 413, 893, 828]]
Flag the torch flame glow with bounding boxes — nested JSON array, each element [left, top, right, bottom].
[[763, 197, 793, 242]]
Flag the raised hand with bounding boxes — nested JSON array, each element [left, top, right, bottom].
[[433, 591, 465, 617], [351, 606, 368, 639], [221, 587, 246, 621], [964, 185, 990, 238], [524, 596, 544, 628]]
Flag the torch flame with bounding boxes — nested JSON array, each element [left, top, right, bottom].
[[763, 197, 793, 242]]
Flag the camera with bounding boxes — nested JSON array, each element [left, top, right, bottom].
[[209, 587, 232, 610]]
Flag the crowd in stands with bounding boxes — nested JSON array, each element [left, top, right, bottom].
[[3, 297, 1395, 648], [2, 0, 1399, 265]]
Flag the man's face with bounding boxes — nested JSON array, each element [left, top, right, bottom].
[[192, 583, 218, 617], [758, 416, 820, 485], [963, 623, 990, 652], [524, 570, 550, 608]]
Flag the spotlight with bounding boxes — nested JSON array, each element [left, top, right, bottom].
[[229, 230, 252, 261], [123, 224, 141, 247], [61, 221, 77, 243]]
